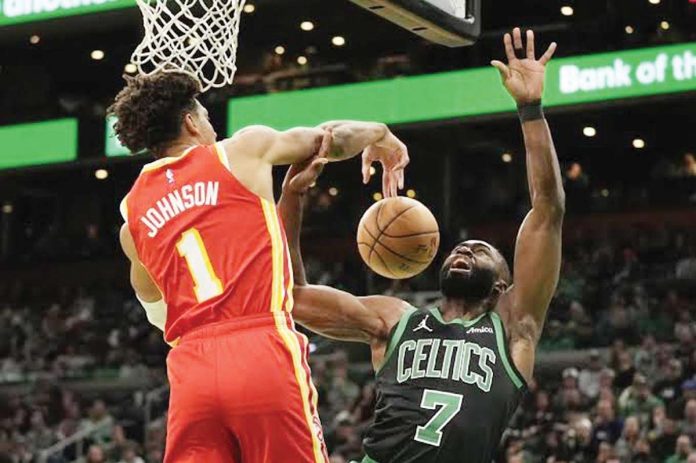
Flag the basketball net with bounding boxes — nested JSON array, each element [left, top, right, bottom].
[[130, 0, 246, 92]]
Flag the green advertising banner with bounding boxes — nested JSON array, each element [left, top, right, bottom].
[[228, 42, 696, 133], [0, 118, 78, 170], [0, 0, 134, 27], [105, 115, 130, 157]]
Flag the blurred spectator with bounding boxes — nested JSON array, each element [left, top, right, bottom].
[[579, 350, 605, 399], [85, 444, 107, 463], [593, 399, 623, 448], [614, 415, 640, 461], [618, 374, 663, 426], [665, 435, 693, 463]]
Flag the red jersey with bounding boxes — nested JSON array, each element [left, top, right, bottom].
[[121, 143, 294, 345]]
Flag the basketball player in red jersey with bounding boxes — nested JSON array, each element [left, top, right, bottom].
[[108, 71, 409, 463]]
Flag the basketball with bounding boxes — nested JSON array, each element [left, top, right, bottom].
[[357, 197, 440, 279]]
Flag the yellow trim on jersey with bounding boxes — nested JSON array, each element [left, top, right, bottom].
[[120, 195, 129, 223], [213, 142, 231, 171], [261, 198, 286, 312], [141, 145, 197, 173], [284, 244, 295, 312], [273, 314, 326, 463]]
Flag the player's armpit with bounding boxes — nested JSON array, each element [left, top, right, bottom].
[[119, 224, 162, 303], [292, 285, 407, 344]]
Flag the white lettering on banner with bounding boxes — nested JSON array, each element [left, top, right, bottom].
[[2, 0, 118, 18], [672, 52, 696, 81], [560, 59, 632, 94], [559, 50, 696, 95]]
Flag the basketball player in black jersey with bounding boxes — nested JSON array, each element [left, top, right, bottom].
[[280, 28, 563, 463]]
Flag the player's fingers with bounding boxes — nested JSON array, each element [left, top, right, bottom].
[[490, 60, 511, 80], [526, 29, 535, 60], [317, 129, 332, 158], [512, 27, 523, 52], [503, 33, 515, 62], [397, 169, 405, 190], [539, 42, 557, 65], [362, 154, 372, 184], [393, 147, 410, 170], [311, 158, 329, 173]]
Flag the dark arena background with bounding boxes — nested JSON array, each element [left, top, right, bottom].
[[1, 1, 696, 462]]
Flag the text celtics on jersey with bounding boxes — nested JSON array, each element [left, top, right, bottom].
[[396, 334, 496, 392]]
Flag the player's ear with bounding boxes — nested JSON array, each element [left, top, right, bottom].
[[182, 112, 200, 137], [490, 280, 509, 298]]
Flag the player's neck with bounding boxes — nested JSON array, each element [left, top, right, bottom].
[[161, 138, 200, 159], [439, 298, 488, 323]]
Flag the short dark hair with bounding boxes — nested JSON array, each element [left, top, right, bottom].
[[108, 71, 200, 156]]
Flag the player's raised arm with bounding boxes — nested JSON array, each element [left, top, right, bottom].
[[224, 121, 408, 198], [277, 138, 407, 365], [492, 29, 565, 354]]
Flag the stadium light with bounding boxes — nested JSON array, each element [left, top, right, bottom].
[[369, 166, 376, 176], [625, 25, 634, 34], [560, 6, 574, 16], [649, 0, 660, 4], [406, 189, 416, 198], [29, 35, 40, 45], [124, 63, 137, 73], [329, 187, 339, 197], [300, 21, 314, 31], [332, 36, 346, 47], [660, 21, 670, 30], [583, 126, 596, 137], [502, 153, 513, 163], [91, 50, 105, 60], [95, 169, 109, 180], [633, 138, 646, 149], [601, 189, 610, 197], [373, 192, 383, 201], [274, 46, 285, 55], [2, 203, 12, 214], [297, 56, 308, 65], [243, 3, 255, 13]]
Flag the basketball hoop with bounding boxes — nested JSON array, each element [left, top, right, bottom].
[[130, 0, 246, 92]]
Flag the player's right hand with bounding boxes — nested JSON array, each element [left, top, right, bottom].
[[362, 131, 409, 198], [283, 130, 331, 194], [490, 27, 557, 105]]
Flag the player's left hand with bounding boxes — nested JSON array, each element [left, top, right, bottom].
[[491, 27, 557, 105], [362, 131, 409, 198], [283, 130, 331, 194]]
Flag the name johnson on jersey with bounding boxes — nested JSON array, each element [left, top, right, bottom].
[[140, 181, 220, 237]]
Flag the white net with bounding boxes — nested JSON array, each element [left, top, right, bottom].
[[131, 0, 246, 92]]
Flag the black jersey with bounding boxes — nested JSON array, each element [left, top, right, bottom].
[[362, 307, 526, 463]]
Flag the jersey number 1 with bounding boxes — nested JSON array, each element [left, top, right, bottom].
[[176, 229, 223, 302], [414, 389, 463, 447]]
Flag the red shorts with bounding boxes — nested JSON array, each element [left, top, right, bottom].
[[164, 312, 328, 463]]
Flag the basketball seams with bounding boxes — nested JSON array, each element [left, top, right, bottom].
[[368, 204, 419, 262], [373, 240, 432, 265], [381, 230, 439, 239]]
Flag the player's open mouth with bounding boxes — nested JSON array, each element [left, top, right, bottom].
[[450, 257, 472, 272]]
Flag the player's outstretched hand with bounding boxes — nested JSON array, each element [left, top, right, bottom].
[[362, 131, 409, 198], [283, 130, 331, 194], [491, 27, 557, 105]]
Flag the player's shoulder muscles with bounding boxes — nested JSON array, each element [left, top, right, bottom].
[[358, 295, 411, 341], [221, 125, 275, 162], [223, 125, 324, 165]]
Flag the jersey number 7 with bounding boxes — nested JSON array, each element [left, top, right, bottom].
[[176, 228, 223, 302], [414, 389, 463, 447]]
